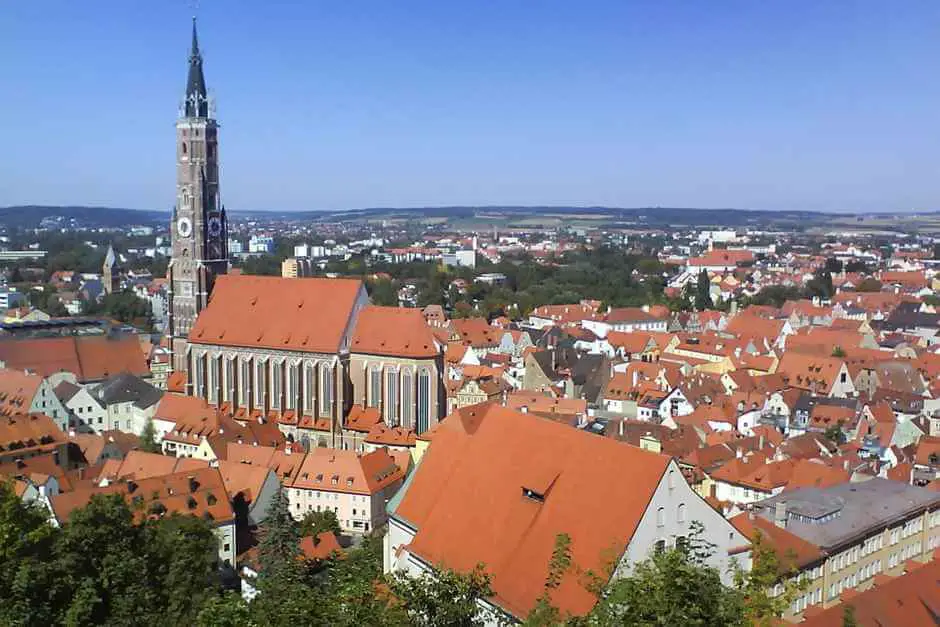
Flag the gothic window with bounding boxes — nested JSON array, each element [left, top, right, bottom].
[[239, 358, 251, 407], [193, 353, 206, 399], [255, 360, 266, 408], [181, 143, 187, 155], [417, 368, 430, 434], [305, 362, 316, 414], [271, 361, 283, 409], [385, 368, 399, 426], [677, 503, 687, 524], [207, 355, 218, 404], [223, 358, 235, 403], [401, 369, 413, 429], [320, 365, 333, 416], [369, 365, 381, 408], [287, 362, 299, 410]]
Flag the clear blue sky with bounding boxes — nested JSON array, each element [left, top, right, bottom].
[[1, 1, 939, 213]]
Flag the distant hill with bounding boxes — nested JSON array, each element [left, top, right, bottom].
[[0, 204, 859, 230], [0, 206, 168, 229]]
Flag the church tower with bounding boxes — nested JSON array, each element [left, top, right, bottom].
[[102, 243, 120, 295], [167, 18, 228, 373]]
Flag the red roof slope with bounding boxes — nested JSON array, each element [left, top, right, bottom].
[[0, 335, 148, 381], [395, 403, 671, 619], [801, 555, 940, 626], [188, 275, 364, 353], [351, 306, 439, 358]]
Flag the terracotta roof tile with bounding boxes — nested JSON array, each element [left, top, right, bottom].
[[189, 275, 364, 353], [0, 335, 148, 382], [395, 403, 671, 619]]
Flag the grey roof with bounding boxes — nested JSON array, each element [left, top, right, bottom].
[[753, 478, 940, 551], [54, 380, 81, 403], [92, 372, 163, 409]]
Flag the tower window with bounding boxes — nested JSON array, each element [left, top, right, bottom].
[[181, 143, 187, 155]]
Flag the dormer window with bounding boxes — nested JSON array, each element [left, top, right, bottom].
[[522, 487, 545, 503]]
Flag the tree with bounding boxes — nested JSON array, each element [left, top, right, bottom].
[[695, 269, 712, 311], [299, 509, 341, 538], [842, 603, 858, 627], [855, 278, 882, 293], [196, 593, 254, 627], [388, 563, 493, 626], [367, 278, 399, 306], [824, 423, 847, 445], [588, 523, 745, 626], [526, 533, 573, 625], [256, 488, 301, 581], [139, 417, 160, 453], [737, 530, 805, 626]]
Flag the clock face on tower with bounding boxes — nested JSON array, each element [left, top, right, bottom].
[[177, 217, 193, 238], [207, 216, 222, 238]]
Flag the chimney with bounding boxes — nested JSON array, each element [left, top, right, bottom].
[[632, 369, 638, 388], [736, 448, 743, 459], [284, 442, 292, 456], [520, 405, 528, 414], [774, 501, 788, 528], [619, 419, 624, 437]]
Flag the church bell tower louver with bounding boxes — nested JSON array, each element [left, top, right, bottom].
[[167, 18, 228, 373]]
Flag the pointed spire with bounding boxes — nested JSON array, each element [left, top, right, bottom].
[[184, 17, 209, 118]]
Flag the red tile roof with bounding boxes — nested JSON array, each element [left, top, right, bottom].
[[291, 447, 404, 495], [0, 335, 149, 382], [351, 306, 439, 358], [0, 368, 42, 418], [50, 466, 234, 525], [0, 413, 65, 458], [394, 403, 671, 620], [188, 275, 364, 353], [801, 555, 940, 626]]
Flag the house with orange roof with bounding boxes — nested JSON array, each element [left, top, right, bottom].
[[801, 557, 940, 626], [777, 353, 855, 398], [582, 306, 669, 338], [603, 331, 661, 362], [385, 403, 750, 622], [49, 466, 237, 565], [288, 447, 405, 534], [0, 412, 68, 467], [0, 367, 70, 433], [185, 275, 370, 449], [687, 249, 755, 272]]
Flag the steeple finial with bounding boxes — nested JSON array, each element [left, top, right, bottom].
[[183, 16, 209, 118]]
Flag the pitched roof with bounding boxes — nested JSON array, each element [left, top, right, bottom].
[[225, 442, 306, 483], [0, 413, 65, 457], [50, 466, 234, 525], [98, 449, 209, 481], [801, 556, 940, 626], [730, 513, 825, 572], [394, 403, 671, 619], [0, 334, 149, 382], [92, 372, 163, 409], [291, 447, 404, 495], [0, 368, 43, 418], [188, 275, 364, 353], [351, 306, 439, 358]]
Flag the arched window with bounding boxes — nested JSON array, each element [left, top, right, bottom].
[[181, 142, 187, 155], [668, 469, 676, 490], [271, 361, 283, 409], [656, 507, 665, 528], [255, 360, 266, 408], [369, 365, 381, 408], [320, 365, 333, 416], [287, 362, 299, 410], [385, 368, 399, 426], [206, 355, 218, 404], [677, 503, 687, 524], [401, 369, 414, 430], [305, 362, 316, 414], [417, 368, 430, 434], [239, 358, 251, 407]]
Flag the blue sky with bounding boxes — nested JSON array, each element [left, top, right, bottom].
[[1, 1, 939, 212]]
